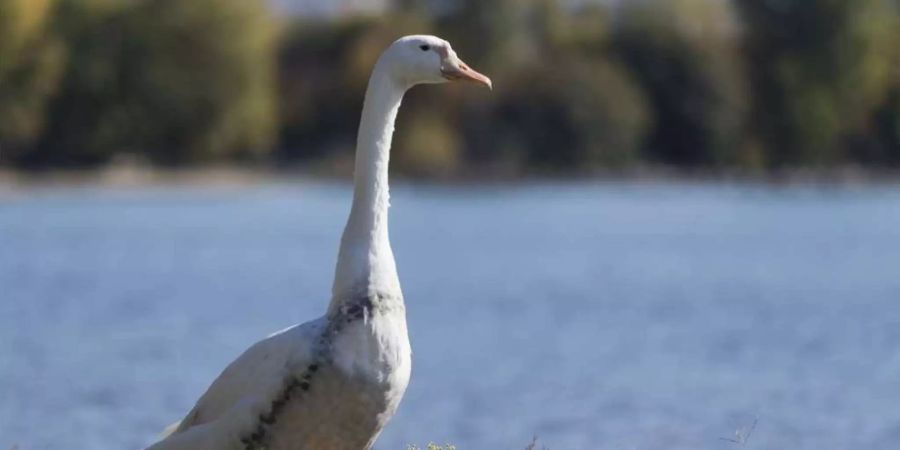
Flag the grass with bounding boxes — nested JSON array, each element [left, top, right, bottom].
[[408, 421, 760, 450], [407, 444, 456, 450], [719, 416, 759, 448], [407, 437, 548, 450]]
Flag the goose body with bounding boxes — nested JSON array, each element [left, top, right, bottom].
[[146, 35, 490, 450]]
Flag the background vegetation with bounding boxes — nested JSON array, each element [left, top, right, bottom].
[[1, 0, 899, 176]]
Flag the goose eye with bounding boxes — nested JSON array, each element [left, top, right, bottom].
[[419, 44, 430, 51]]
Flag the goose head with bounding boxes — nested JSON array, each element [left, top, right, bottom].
[[379, 35, 492, 90]]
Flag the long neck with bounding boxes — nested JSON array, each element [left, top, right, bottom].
[[331, 66, 406, 309]]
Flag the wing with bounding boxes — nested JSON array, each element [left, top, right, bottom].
[[146, 396, 271, 450], [164, 317, 326, 438]]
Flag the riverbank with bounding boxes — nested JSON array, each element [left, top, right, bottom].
[[4, 162, 900, 192]]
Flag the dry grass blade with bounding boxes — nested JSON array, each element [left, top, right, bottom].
[[719, 416, 758, 448]]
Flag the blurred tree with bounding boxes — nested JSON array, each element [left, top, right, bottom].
[[615, 0, 749, 167], [440, 0, 649, 173], [872, 89, 900, 164], [735, 0, 898, 167], [534, 1, 611, 55], [867, 12, 900, 166], [5, 0, 898, 175], [277, 19, 373, 163], [277, 11, 435, 169], [394, 109, 461, 177], [861, 41, 900, 166], [121, 0, 277, 164], [26, 0, 132, 166], [488, 58, 649, 171], [32, 0, 277, 166], [437, 0, 535, 76], [0, 0, 64, 163]]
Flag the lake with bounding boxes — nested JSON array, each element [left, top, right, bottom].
[[2, 181, 900, 450]]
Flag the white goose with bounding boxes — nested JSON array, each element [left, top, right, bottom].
[[146, 35, 491, 450]]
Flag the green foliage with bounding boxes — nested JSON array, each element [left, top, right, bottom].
[[438, 0, 649, 173], [871, 88, 900, 164], [0, 0, 57, 75], [615, 0, 748, 167], [2, 0, 900, 174], [13, 0, 276, 167], [122, 0, 277, 164], [407, 443, 456, 450], [277, 13, 432, 163], [436, 0, 533, 74], [735, 0, 899, 167], [0, 0, 64, 159], [26, 0, 134, 166], [394, 109, 461, 178], [489, 59, 649, 171]]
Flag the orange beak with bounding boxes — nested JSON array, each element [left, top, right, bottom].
[[441, 60, 492, 90]]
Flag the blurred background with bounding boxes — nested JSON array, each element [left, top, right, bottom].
[[2, 0, 900, 449], [1, 0, 899, 175]]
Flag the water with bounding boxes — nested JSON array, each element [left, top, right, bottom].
[[2, 181, 900, 450]]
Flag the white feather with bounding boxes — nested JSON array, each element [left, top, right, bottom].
[[145, 34, 487, 450]]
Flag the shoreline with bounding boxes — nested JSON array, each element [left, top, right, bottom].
[[3, 163, 900, 191]]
